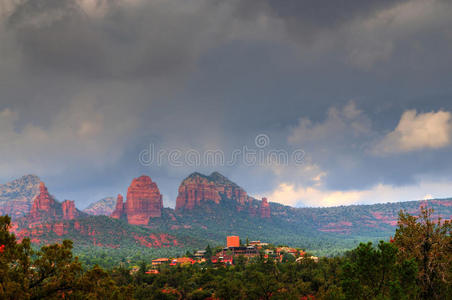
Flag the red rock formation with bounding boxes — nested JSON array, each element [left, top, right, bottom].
[[175, 172, 262, 215], [125, 176, 163, 224], [62, 200, 79, 220], [248, 199, 258, 217], [110, 194, 124, 219], [53, 222, 68, 236], [176, 175, 221, 210], [29, 182, 58, 220], [124, 176, 163, 225], [259, 197, 271, 218], [11, 218, 181, 249], [109, 177, 163, 225]]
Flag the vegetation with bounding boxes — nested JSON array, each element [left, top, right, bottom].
[[1, 206, 451, 299]]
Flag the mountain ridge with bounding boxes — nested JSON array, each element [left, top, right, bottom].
[[3, 173, 452, 255]]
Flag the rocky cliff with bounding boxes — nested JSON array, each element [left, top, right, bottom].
[[29, 182, 61, 220], [259, 197, 271, 218], [27, 182, 83, 222], [110, 176, 163, 225], [0, 174, 41, 219], [175, 172, 271, 218], [12, 216, 184, 249], [62, 200, 79, 220], [110, 194, 125, 220]]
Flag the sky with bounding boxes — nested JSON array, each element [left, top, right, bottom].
[[1, 0, 452, 209]]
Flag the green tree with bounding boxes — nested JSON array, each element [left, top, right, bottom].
[[205, 245, 212, 261], [340, 241, 417, 300], [0, 215, 127, 299], [394, 206, 452, 299]]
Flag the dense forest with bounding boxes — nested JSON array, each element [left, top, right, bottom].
[[1, 207, 451, 299]]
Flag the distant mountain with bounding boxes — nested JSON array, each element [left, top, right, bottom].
[[0, 174, 41, 219], [83, 197, 116, 216], [4, 172, 452, 256], [12, 182, 195, 250]]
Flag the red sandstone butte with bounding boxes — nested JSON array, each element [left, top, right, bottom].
[[175, 172, 268, 217], [110, 176, 163, 225], [125, 176, 163, 225], [62, 200, 79, 220], [259, 197, 271, 218], [110, 194, 125, 219], [175, 175, 221, 210], [29, 182, 57, 220]]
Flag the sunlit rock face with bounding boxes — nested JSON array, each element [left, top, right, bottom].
[[110, 176, 163, 225], [176, 172, 271, 218], [259, 197, 271, 218], [176, 173, 222, 210], [27, 182, 83, 222], [62, 200, 79, 220], [110, 194, 125, 220], [29, 182, 59, 220], [125, 175, 163, 225]]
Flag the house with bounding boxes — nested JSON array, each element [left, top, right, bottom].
[[249, 241, 269, 247], [276, 247, 298, 256], [227, 236, 240, 247], [220, 245, 259, 257], [152, 258, 170, 266], [264, 249, 274, 255], [296, 256, 319, 263], [194, 250, 206, 258], [170, 257, 195, 266], [212, 255, 233, 265]]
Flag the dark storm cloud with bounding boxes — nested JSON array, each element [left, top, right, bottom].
[[1, 0, 452, 207], [5, 0, 201, 78], [4, 0, 283, 80], [243, 0, 408, 29]]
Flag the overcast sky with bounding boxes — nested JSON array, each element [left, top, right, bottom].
[[1, 0, 452, 209]]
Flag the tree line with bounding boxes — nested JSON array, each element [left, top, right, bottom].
[[0, 207, 450, 299]]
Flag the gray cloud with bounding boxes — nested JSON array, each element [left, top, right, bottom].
[[3, 0, 285, 79], [0, 0, 452, 208]]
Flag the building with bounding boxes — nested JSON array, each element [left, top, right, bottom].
[[169, 257, 195, 266], [264, 249, 274, 255], [152, 258, 170, 266], [276, 247, 299, 256], [194, 250, 206, 259], [222, 245, 258, 257], [222, 235, 259, 257], [212, 255, 233, 265], [227, 235, 240, 248], [296, 256, 319, 263], [220, 245, 258, 257], [249, 240, 269, 247]]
